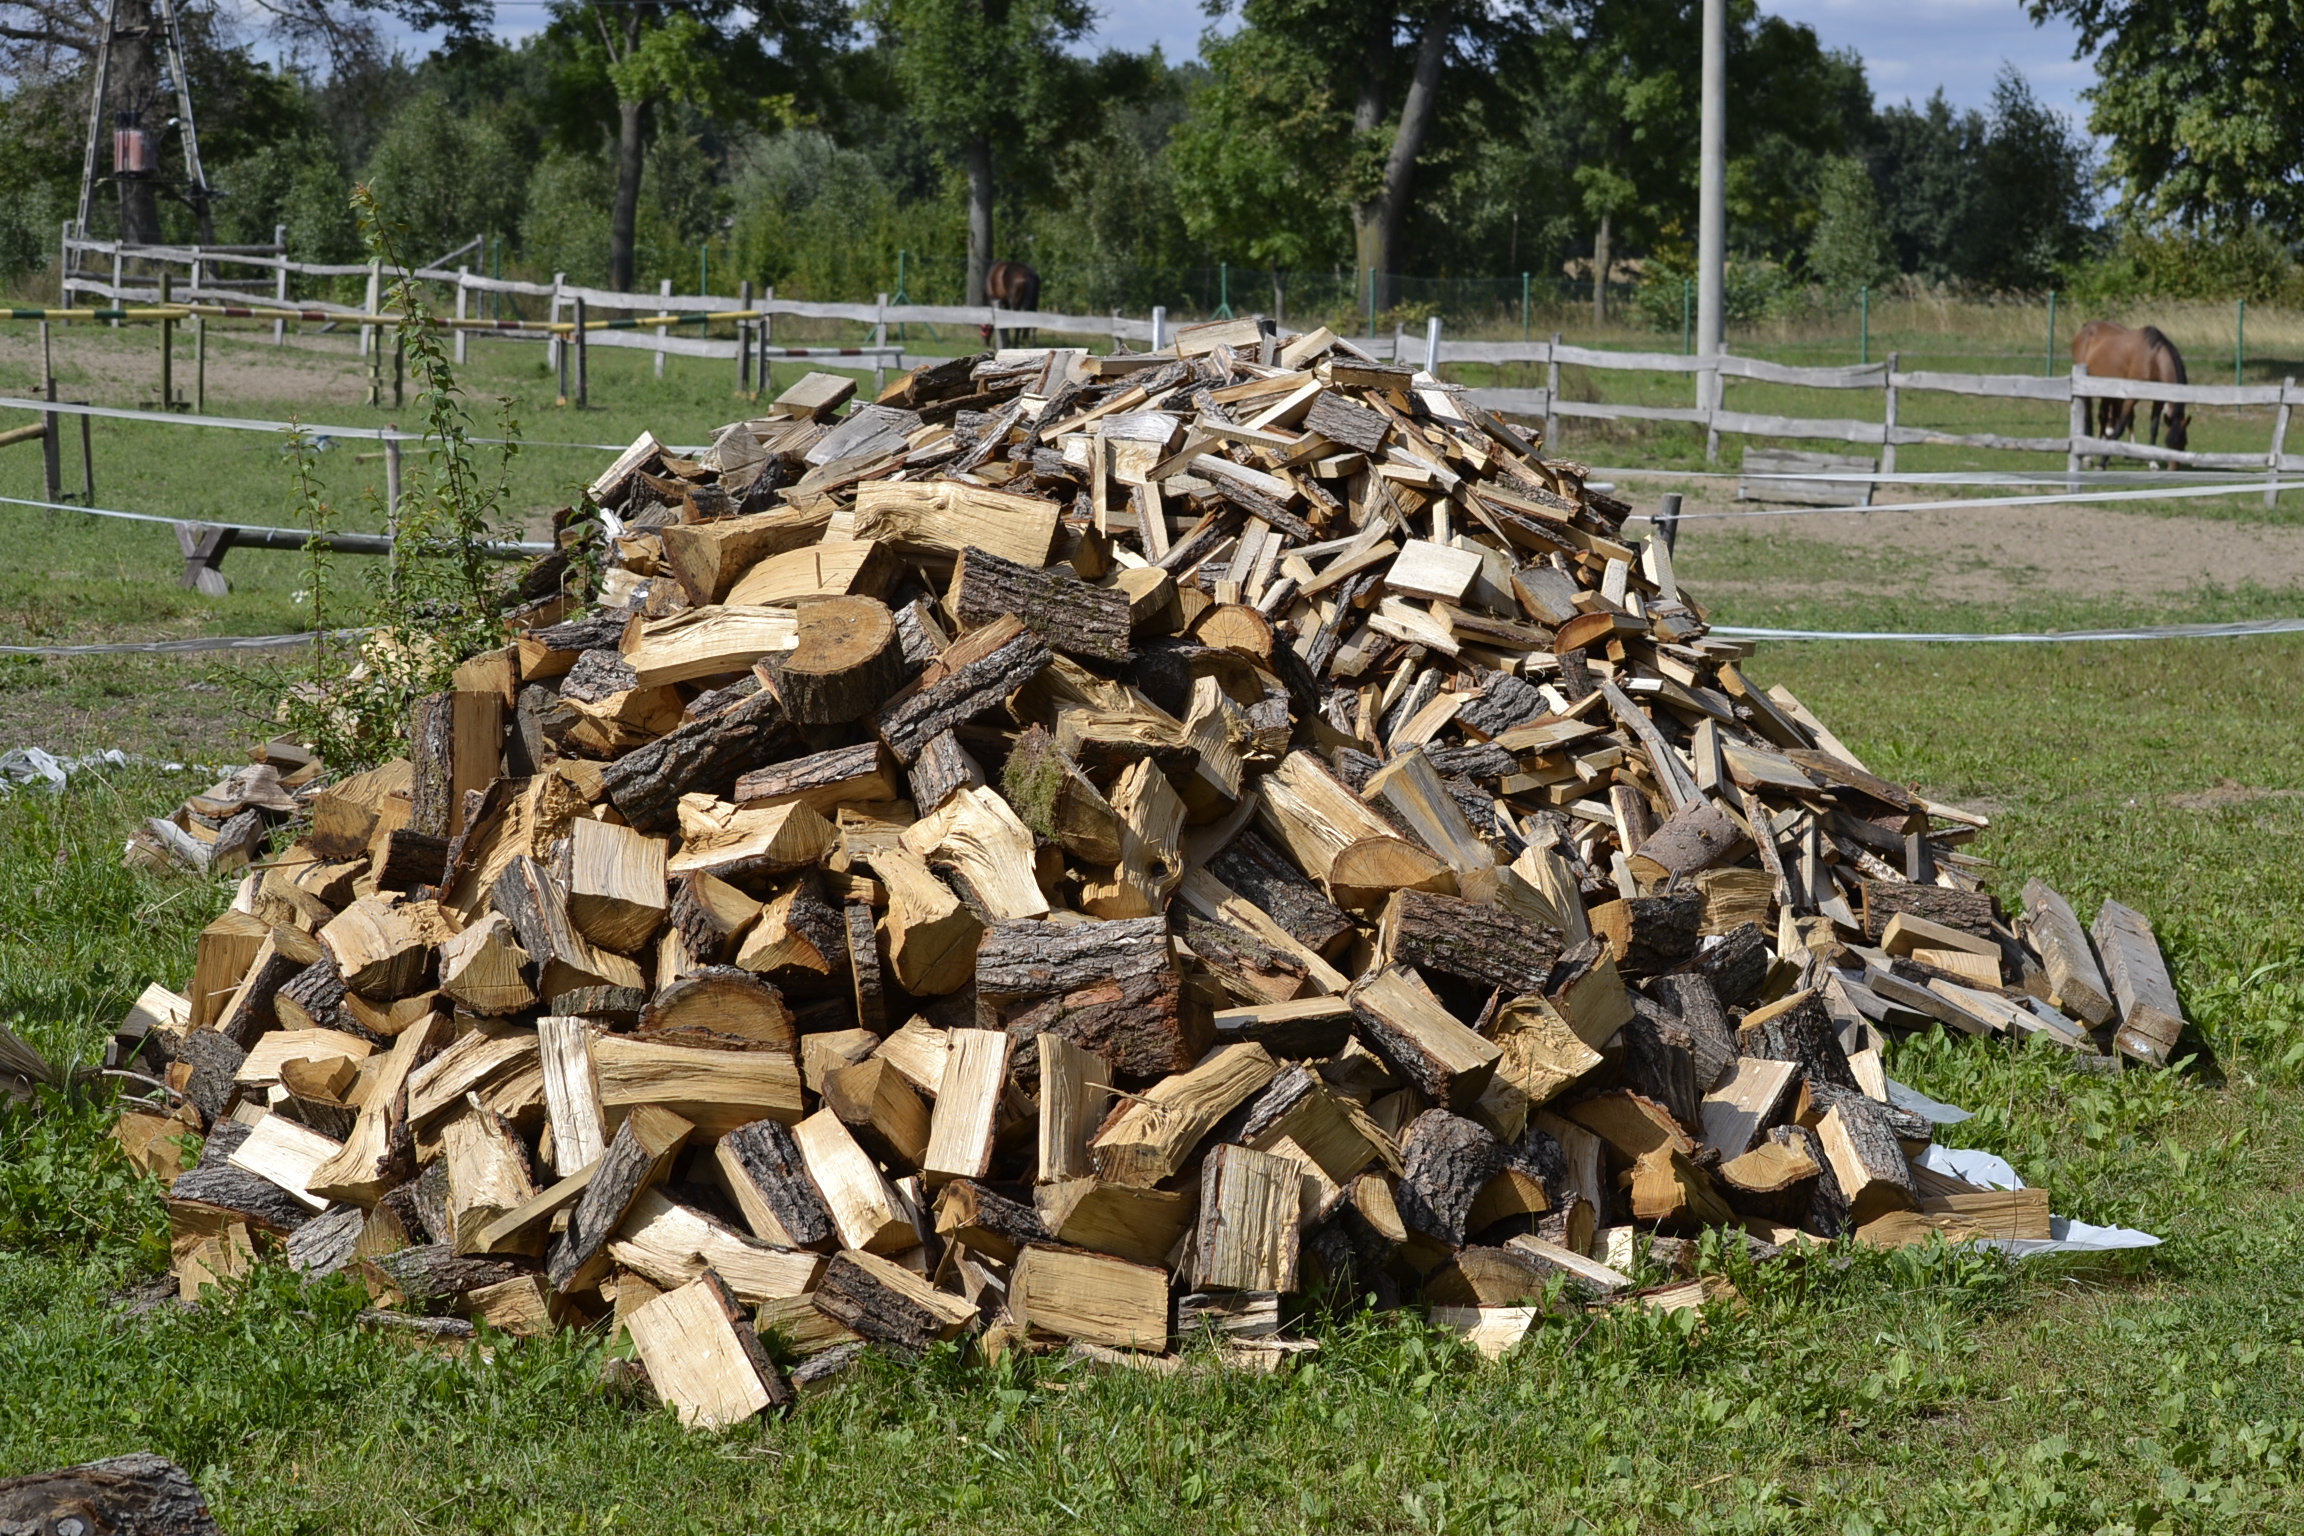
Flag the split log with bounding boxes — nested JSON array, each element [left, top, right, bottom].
[[211, 926, 326, 1048], [716, 1118, 839, 1251], [872, 614, 1052, 765], [566, 818, 669, 954], [626, 1271, 794, 1427], [1395, 1110, 1506, 1247], [2092, 898, 2187, 1066], [491, 857, 645, 999], [791, 1109, 916, 1253], [1035, 1033, 1111, 1184], [813, 1249, 980, 1351], [1859, 881, 1996, 942], [2022, 877, 2113, 1027], [974, 916, 1173, 1001], [902, 785, 1049, 920], [1697, 1058, 1801, 1159], [637, 966, 796, 1048], [734, 877, 850, 997], [922, 1028, 1012, 1186], [667, 799, 836, 880], [1588, 893, 1703, 976], [1736, 989, 1859, 1092], [1361, 749, 1495, 886], [1628, 1147, 1737, 1232], [601, 686, 800, 834], [1090, 1042, 1279, 1186], [1814, 1097, 1917, 1225], [1255, 750, 1452, 908], [952, 546, 1133, 663], [1033, 1180, 1194, 1267], [1379, 888, 1560, 996], [607, 1189, 824, 1304], [1080, 758, 1186, 919], [1681, 920, 1770, 1006], [659, 506, 829, 604], [1004, 967, 1211, 1085], [1620, 1001, 1701, 1131], [1716, 1129, 1822, 1224], [933, 1179, 1048, 1263], [319, 898, 446, 1001], [872, 845, 983, 996], [1630, 798, 1751, 882], [765, 596, 911, 724], [1205, 829, 1356, 958], [307, 1010, 455, 1205], [0, 1454, 224, 1536], [734, 741, 904, 816], [845, 904, 887, 1033], [436, 913, 535, 1017], [1013, 1245, 1169, 1350], [908, 730, 986, 816], [1192, 1144, 1301, 1293], [358, 1243, 530, 1311], [822, 1056, 931, 1169], [589, 1035, 803, 1137], [1644, 973, 1738, 1093], [546, 1102, 693, 1292], [1346, 968, 1501, 1111]]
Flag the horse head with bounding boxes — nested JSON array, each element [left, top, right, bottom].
[[2163, 405, 2189, 453]]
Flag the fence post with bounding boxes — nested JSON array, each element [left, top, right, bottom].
[[1858, 286, 1868, 366], [111, 246, 122, 328], [273, 224, 288, 345], [194, 309, 206, 414], [1657, 491, 1681, 554], [656, 278, 672, 380], [1545, 332, 1561, 449], [385, 423, 401, 531], [2236, 298, 2246, 386], [738, 279, 754, 394], [1423, 315, 1442, 379], [1880, 350, 1899, 480], [2044, 289, 2056, 377], [549, 273, 565, 377], [158, 270, 174, 411], [2268, 377, 2294, 509], [454, 268, 469, 364], [1521, 271, 1530, 342], [40, 321, 61, 502], [2068, 363, 2088, 479], [758, 288, 771, 393], [361, 259, 380, 357], [1704, 342, 1724, 464], [1682, 278, 1692, 355], [574, 295, 588, 409], [874, 292, 890, 394], [58, 220, 69, 310], [1152, 305, 1167, 352]]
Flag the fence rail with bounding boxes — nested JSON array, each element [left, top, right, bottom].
[[37, 233, 2304, 486]]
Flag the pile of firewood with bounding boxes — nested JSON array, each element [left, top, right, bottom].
[[106, 318, 2188, 1425]]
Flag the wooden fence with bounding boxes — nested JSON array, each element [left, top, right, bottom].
[[51, 233, 2302, 484]]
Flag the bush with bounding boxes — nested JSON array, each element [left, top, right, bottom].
[[521, 149, 616, 287], [1630, 255, 1802, 333], [2061, 226, 2304, 307], [365, 93, 527, 261]]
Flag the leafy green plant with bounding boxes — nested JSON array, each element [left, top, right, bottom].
[[258, 185, 530, 769]]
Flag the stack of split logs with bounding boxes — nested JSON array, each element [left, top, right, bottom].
[[110, 320, 2188, 1424]]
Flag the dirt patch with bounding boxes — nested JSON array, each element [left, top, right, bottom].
[[1646, 487, 2304, 607], [2165, 779, 2304, 811], [0, 327, 372, 409]]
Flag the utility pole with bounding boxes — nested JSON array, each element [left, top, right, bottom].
[[1696, 0, 1726, 382]]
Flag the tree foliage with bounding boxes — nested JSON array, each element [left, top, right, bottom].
[[2028, 0, 2304, 231]]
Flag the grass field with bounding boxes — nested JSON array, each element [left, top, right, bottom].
[[6, 304, 2304, 1533]]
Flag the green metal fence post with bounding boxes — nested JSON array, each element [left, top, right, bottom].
[[1521, 271, 1530, 342], [2237, 297, 2246, 385], [1859, 285, 1869, 366], [2045, 289, 2056, 377], [1215, 261, 1232, 319], [1681, 277, 1692, 355]]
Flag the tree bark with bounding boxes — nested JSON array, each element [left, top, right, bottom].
[[1350, 21, 1391, 306], [965, 135, 995, 307], [1592, 211, 1613, 325], [1370, 6, 1453, 311], [610, 86, 647, 292]]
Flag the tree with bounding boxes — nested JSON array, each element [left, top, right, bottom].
[[1806, 155, 1890, 293], [1168, 26, 1351, 313], [867, 0, 1093, 306], [2028, 0, 2304, 232], [1871, 69, 2091, 289]]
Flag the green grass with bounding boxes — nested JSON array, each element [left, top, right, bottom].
[[9, 640, 2304, 1532]]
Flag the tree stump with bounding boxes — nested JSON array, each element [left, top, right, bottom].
[[768, 597, 907, 725]]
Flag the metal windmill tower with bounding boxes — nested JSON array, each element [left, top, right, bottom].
[[71, 0, 216, 251]]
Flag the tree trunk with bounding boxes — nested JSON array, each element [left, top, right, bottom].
[[610, 93, 647, 292], [1370, 7, 1453, 307], [1592, 211, 1613, 325], [965, 136, 995, 307], [1349, 26, 1390, 309], [114, 0, 162, 244]]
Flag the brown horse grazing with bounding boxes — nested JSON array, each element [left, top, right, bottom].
[[981, 260, 1040, 346], [2072, 320, 2191, 464]]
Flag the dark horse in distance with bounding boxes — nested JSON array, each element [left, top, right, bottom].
[[2072, 320, 2191, 466], [981, 261, 1040, 347]]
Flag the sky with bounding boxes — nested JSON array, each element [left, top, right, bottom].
[[332, 0, 2102, 128]]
